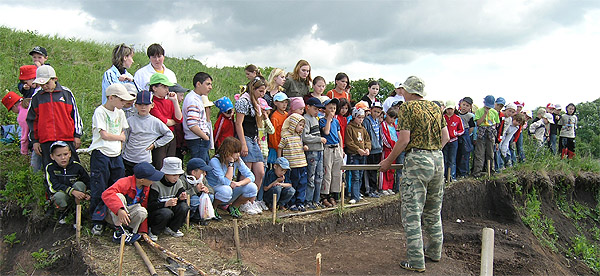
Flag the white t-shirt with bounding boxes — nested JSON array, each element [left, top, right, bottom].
[[89, 105, 129, 157], [133, 63, 177, 91]]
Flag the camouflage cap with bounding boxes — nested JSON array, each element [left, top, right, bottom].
[[400, 76, 426, 97]]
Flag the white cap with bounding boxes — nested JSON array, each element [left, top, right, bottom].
[[106, 83, 135, 101], [33, 65, 56, 84]]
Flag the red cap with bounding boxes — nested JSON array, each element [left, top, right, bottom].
[[514, 101, 524, 108], [19, 65, 37, 80], [546, 103, 555, 109], [2, 91, 22, 110]]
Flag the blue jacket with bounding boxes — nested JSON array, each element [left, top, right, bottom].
[[362, 115, 382, 154]]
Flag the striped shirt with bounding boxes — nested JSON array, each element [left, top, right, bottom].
[[182, 92, 210, 140]]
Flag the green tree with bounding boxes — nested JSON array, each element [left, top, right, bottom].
[[575, 99, 600, 158]]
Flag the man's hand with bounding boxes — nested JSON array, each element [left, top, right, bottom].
[[379, 158, 392, 172], [117, 209, 130, 226], [33, 142, 42, 155]]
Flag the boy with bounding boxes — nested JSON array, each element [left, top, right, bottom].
[[26, 65, 83, 168], [134, 43, 177, 91], [149, 73, 183, 169], [472, 95, 500, 177], [123, 90, 174, 176], [456, 97, 475, 178], [345, 108, 371, 204], [18, 65, 38, 98], [303, 97, 326, 209], [262, 157, 296, 210], [183, 72, 213, 164], [89, 83, 135, 235], [170, 83, 190, 159], [319, 98, 343, 207], [213, 96, 235, 149], [268, 92, 289, 165], [181, 158, 213, 224], [102, 162, 164, 245], [279, 113, 308, 211], [529, 113, 553, 147], [121, 83, 139, 119], [495, 103, 517, 171], [147, 157, 190, 241], [362, 101, 383, 197], [30, 46, 49, 68], [45, 141, 90, 223], [499, 113, 526, 168]]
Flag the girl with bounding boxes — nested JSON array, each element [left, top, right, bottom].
[[282, 60, 312, 98], [213, 96, 236, 150], [205, 137, 258, 219], [326, 72, 351, 101], [235, 76, 267, 214], [336, 98, 351, 148], [264, 68, 286, 107], [244, 64, 262, 81], [102, 43, 135, 105], [360, 80, 380, 108], [380, 109, 398, 195], [442, 101, 464, 180], [558, 103, 577, 159], [305, 76, 328, 102]]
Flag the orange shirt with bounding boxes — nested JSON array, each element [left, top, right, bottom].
[[327, 89, 350, 101], [268, 110, 288, 149]]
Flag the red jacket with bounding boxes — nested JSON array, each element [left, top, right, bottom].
[[101, 176, 149, 233], [26, 83, 83, 144], [444, 114, 465, 142], [213, 113, 235, 148]]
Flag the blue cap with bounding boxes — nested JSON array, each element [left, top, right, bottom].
[[273, 92, 289, 102], [133, 162, 164, 181], [495, 97, 506, 105], [274, 157, 290, 170], [484, 95, 495, 108], [323, 98, 340, 106], [214, 96, 233, 113], [305, 97, 325, 109], [136, 90, 153, 105], [187, 158, 212, 173]]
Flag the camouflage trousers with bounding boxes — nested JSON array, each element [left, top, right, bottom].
[[401, 149, 444, 269]]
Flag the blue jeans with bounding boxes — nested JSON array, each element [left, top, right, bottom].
[[187, 138, 210, 164], [494, 146, 504, 171], [305, 151, 323, 203], [548, 133, 557, 154], [264, 186, 296, 207], [442, 140, 458, 179], [89, 150, 125, 222], [349, 154, 366, 201], [515, 133, 525, 162], [289, 167, 307, 205]]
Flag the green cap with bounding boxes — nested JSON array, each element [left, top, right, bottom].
[[149, 73, 174, 87], [400, 76, 426, 97]]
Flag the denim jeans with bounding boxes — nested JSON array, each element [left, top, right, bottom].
[[264, 186, 296, 207], [548, 134, 557, 154], [349, 154, 366, 201], [442, 140, 458, 179], [305, 151, 323, 203], [494, 146, 504, 171], [289, 166, 307, 205], [187, 138, 210, 164], [515, 133, 525, 162], [89, 150, 125, 222]]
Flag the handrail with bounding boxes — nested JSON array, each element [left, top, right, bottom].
[[340, 164, 404, 170]]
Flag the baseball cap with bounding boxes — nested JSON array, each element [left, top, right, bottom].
[[445, 100, 456, 109], [19, 65, 37, 80], [106, 83, 135, 101], [33, 65, 56, 85], [392, 100, 404, 107], [122, 83, 139, 97], [289, 97, 305, 110], [273, 92, 289, 102], [274, 157, 290, 170], [504, 102, 517, 111], [554, 104, 562, 110], [133, 162, 164, 181], [49, 141, 69, 154], [546, 103, 555, 109], [214, 96, 234, 113], [187, 158, 212, 173], [399, 76, 426, 97], [394, 81, 403, 88], [324, 98, 340, 106], [352, 107, 365, 118], [149, 73, 174, 87], [258, 98, 272, 110], [461, 97, 473, 105], [2, 91, 22, 110], [355, 101, 370, 110], [29, 46, 47, 56], [372, 101, 383, 109], [169, 83, 189, 93], [484, 95, 495, 108], [201, 95, 214, 107], [514, 101, 524, 108], [135, 90, 153, 105], [495, 97, 506, 105], [305, 97, 325, 109], [543, 113, 554, 122]]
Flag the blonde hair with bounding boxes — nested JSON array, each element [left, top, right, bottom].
[[267, 68, 285, 91]]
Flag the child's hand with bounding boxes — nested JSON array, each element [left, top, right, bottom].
[[33, 143, 42, 155], [365, 148, 370, 155], [167, 92, 178, 102], [197, 183, 209, 193], [118, 74, 133, 82], [119, 133, 127, 142], [303, 145, 309, 151], [146, 144, 155, 151], [23, 83, 31, 90], [277, 176, 285, 183], [321, 137, 327, 144], [117, 209, 130, 226], [34, 60, 43, 67], [72, 190, 87, 200], [165, 198, 177, 207]]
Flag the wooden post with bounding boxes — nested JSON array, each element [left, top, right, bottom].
[[340, 176, 345, 208], [76, 204, 81, 245], [118, 234, 126, 276], [272, 193, 277, 225], [233, 219, 242, 260], [316, 253, 322, 276], [178, 267, 186, 276], [446, 168, 452, 183], [480, 227, 495, 276], [134, 241, 158, 276], [186, 194, 191, 228], [487, 160, 491, 178]]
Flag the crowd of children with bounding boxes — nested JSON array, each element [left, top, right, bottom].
[[1, 45, 580, 246]]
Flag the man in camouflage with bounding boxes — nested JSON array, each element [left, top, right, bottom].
[[379, 76, 449, 272]]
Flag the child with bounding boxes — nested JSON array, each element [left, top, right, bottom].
[[499, 113, 526, 167], [265, 68, 286, 108], [345, 108, 371, 204], [258, 98, 275, 161], [362, 101, 383, 197], [442, 101, 464, 180], [18, 65, 38, 98], [495, 103, 517, 171], [282, 60, 311, 98], [89, 83, 135, 235], [336, 98, 351, 148], [303, 97, 326, 209], [45, 141, 90, 223], [319, 98, 343, 207], [30, 46, 49, 68], [244, 64, 262, 81], [26, 65, 83, 168], [102, 43, 135, 105], [558, 103, 578, 159], [213, 96, 235, 149], [263, 157, 296, 210], [529, 113, 553, 147], [181, 158, 212, 224], [2, 92, 29, 156], [279, 113, 308, 211], [326, 72, 351, 101], [183, 72, 212, 164], [472, 95, 500, 176], [149, 73, 183, 169], [123, 90, 174, 176], [121, 83, 139, 119], [456, 97, 475, 178], [170, 83, 189, 159], [289, 97, 305, 115], [102, 162, 164, 245], [268, 92, 290, 164], [305, 76, 326, 102], [147, 157, 190, 241], [380, 109, 398, 194]]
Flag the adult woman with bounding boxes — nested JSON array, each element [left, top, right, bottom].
[[326, 72, 351, 101], [101, 43, 135, 104], [244, 64, 262, 81], [282, 60, 311, 98], [264, 68, 286, 107], [206, 137, 257, 219], [134, 43, 177, 91], [361, 80, 380, 108]]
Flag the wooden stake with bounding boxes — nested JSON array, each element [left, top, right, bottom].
[[134, 241, 158, 276], [178, 267, 186, 276], [272, 193, 277, 225], [447, 168, 452, 183], [278, 202, 370, 218], [233, 219, 242, 260], [118, 234, 126, 276], [480, 227, 495, 276], [340, 175, 345, 209], [186, 194, 191, 228], [76, 204, 81, 245], [316, 253, 322, 276], [487, 160, 491, 178]]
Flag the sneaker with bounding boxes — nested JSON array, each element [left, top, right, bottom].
[[251, 202, 263, 214], [228, 205, 242, 218], [257, 200, 269, 211], [148, 228, 158, 242], [164, 227, 184, 238], [125, 233, 141, 245], [368, 192, 380, 198], [112, 229, 125, 243], [245, 205, 259, 215], [239, 202, 252, 213], [348, 199, 357, 204], [424, 253, 440, 262], [399, 261, 425, 273], [387, 189, 396, 195], [213, 210, 222, 221], [91, 224, 104, 235], [297, 204, 306, 212], [288, 205, 299, 211], [381, 190, 390, 196], [306, 202, 317, 210], [314, 201, 324, 208], [321, 199, 332, 208], [57, 211, 67, 225]]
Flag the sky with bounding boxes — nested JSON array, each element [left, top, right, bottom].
[[1, 0, 600, 111]]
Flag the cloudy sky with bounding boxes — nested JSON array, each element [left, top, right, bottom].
[[2, 0, 600, 111]]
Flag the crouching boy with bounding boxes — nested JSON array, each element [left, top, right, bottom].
[[102, 162, 163, 245], [262, 157, 296, 210], [181, 158, 213, 224]]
